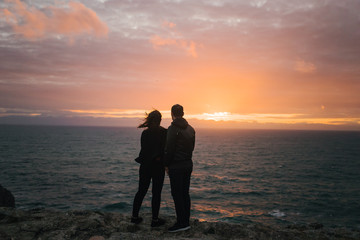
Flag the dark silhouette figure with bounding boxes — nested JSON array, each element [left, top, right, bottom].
[[131, 110, 167, 227], [164, 104, 195, 232]]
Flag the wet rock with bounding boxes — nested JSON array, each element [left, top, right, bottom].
[[309, 222, 324, 230], [0, 185, 15, 208], [204, 226, 215, 234], [0, 230, 11, 240]]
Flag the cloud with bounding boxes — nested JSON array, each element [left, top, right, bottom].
[[63, 109, 153, 119], [189, 112, 305, 123], [0, 107, 44, 117], [1, 0, 108, 41], [2, 8, 15, 22], [150, 35, 198, 58], [251, 0, 268, 8], [0, 107, 169, 120], [187, 112, 360, 127], [162, 20, 176, 29], [150, 20, 199, 58], [295, 59, 316, 73]]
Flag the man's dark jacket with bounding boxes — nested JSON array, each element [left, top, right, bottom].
[[164, 117, 195, 169]]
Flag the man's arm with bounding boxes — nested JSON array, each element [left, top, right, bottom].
[[190, 126, 195, 152]]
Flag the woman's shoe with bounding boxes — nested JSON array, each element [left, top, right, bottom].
[[151, 218, 166, 227]]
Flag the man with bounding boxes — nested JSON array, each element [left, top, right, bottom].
[[164, 104, 196, 232]]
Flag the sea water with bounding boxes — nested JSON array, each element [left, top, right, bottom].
[[0, 125, 359, 228]]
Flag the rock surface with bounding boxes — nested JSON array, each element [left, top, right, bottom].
[[0, 207, 359, 240], [0, 185, 15, 208]]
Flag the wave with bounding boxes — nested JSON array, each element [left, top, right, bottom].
[[103, 202, 130, 210]]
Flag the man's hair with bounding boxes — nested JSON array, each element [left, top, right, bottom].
[[171, 104, 184, 118]]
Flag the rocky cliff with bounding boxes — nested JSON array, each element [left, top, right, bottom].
[[0, 208, 359, 240]]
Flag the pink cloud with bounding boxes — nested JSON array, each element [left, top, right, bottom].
[[150, 35, 198, 58], [1, 0, 108, 41], [295, 59, 317, 73], [2, 8, 15, 22], [162, 20, 176, 29], [150, 35, 178, 46], [150, 21, 198, 58]]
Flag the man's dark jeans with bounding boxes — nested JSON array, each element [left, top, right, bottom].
[[169, 167, 192, 225]]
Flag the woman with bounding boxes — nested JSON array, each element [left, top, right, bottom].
[[131, 110, 167, 227]]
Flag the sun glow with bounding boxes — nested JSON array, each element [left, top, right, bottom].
[[201, 112, 232, 121], [189, 112, 304, 123], [188, 112, 360, 126]]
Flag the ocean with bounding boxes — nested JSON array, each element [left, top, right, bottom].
[[0, 125, 359, 229]]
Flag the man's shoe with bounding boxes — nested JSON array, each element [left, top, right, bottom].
[[168, 223, 191, 232], [151, 218, 166, 227], [130, 216, 143, 224]]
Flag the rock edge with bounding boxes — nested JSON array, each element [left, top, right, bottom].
[[0, 207, 359, 240]]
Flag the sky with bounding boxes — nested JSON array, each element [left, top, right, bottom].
[[1, 0, 360, 130]]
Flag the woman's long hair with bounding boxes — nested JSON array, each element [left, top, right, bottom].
[[138, 110, 162, 128]]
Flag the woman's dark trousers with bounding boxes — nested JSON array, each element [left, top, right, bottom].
[[132, 165, 165, 219]]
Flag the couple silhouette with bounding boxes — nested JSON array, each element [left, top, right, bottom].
[[131, 104, 195, 233]]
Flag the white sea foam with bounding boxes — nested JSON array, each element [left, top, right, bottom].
[[269, 209, 286, 218]]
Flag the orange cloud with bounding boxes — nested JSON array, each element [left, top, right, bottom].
[[150, 21, 198, 58], [63, 109, 155, 119], [162, 20, 176, 29], [150, 35, 198, 58], [295, 59, 316, 73], [1, 0, 108, 41], [2, 8, 15, 22]]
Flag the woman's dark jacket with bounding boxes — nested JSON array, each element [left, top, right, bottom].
[[137, 126, 167, 169], [164, 117, 195, 170]]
